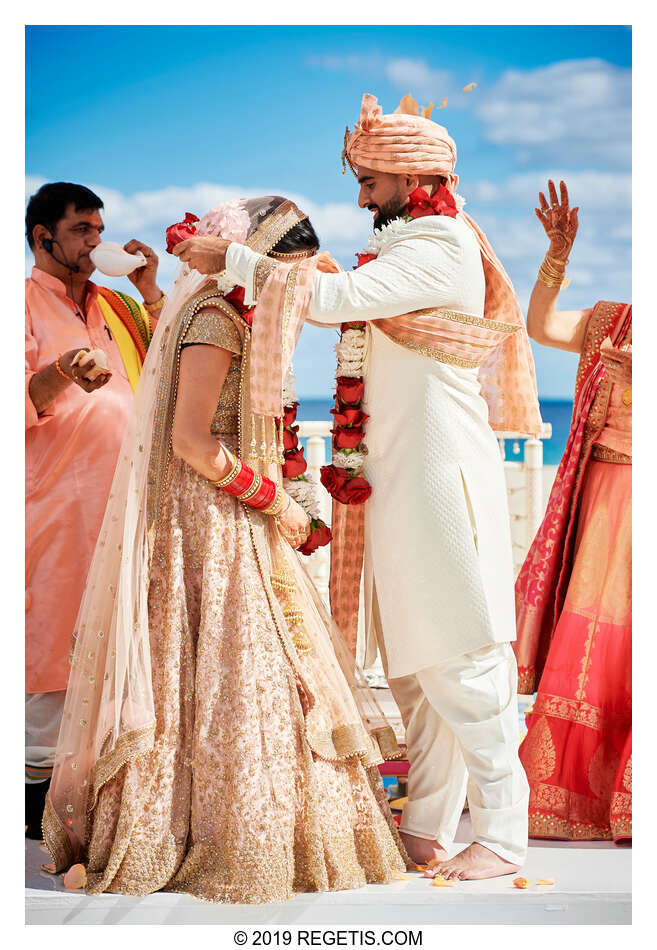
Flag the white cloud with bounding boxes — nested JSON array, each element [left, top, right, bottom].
[[465, 169, 630, 212], [384, 58, 452, 105], [475, 59, 631, 165], [306, 53, 463, 110]]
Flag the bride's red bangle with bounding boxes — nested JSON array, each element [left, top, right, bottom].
[[215, 459, 277, 510]]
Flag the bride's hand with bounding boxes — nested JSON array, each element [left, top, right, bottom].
[[536, 179, 579, 262], [173, 236, 230, 274], [276, 495, 311, 548]]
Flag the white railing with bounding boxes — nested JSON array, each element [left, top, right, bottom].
[[297, 421, 553, 603]]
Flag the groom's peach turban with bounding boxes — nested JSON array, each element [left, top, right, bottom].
[[342, 93, 458, 180]]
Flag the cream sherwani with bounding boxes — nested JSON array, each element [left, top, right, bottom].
[[226, 214, 529, 865]]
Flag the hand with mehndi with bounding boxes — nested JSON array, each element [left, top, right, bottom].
[[173, 235, 230, 274], [277, 494, 311, 549], [600, 336, 632, 387], [536, 180, 579, 262]]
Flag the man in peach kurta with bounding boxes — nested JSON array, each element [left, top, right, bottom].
[[25, 182, 164, 836]]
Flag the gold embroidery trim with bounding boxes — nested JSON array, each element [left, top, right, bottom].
[[252, 257, 279, 302], [408, 307, 521, 334], [591, 443, 632, 464], [42, 794, 75, 872], [282, 262, 301, 351], [392, 337, 481, 369], [528, 811, 614, 841], [533, 692, 631, 732], [372, 725, 403, 761], [247, 201, 308, 257]]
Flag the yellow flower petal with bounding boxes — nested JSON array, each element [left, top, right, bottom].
[[463, 83, 478, 92], [537, 878, 556, 886], [433, 877, 453, 887]]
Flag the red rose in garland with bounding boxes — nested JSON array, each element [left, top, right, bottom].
[[332, 474, 372, 506], [406, 185, 457, 220], [283, 425, 300, 451], [282, 447, 307, 479], [165, 213, 200, 254], [331, 408, 369, 428], [336, 377, 365, 405], [333, 428, 365, 450], [320, 464, 350, 497], [282, 402, 299, 427], [298, 520, 333, 556]]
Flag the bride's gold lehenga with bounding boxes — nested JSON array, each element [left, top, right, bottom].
[[67, 307, 406, 903]]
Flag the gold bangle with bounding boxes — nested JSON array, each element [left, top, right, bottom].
[[238, 473, 262, 502], [144, 294, 166, 313], [538, 254, 567, 288], [262, 484, 285, 517], [213, 456, 240, 488]]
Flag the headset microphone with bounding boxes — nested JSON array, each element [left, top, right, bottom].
[[41, 237, 80, 273]]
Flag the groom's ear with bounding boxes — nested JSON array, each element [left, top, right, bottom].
[[404, 174, 419, 195]]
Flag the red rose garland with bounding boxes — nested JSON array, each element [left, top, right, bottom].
[[320, 187, 460, 507], [166, 219, 332, 555]]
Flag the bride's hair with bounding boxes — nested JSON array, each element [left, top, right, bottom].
[[271, 216, 319, 255]]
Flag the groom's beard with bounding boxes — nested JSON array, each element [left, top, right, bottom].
[[368, 198, 407, 230]]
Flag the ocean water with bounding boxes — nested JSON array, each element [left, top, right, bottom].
[[296, 397, 573, 467]]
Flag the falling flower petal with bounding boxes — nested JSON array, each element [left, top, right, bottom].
[[463, 83, 478, 92], [421, 102, 434, 119], [394, 94, 419, 116], [426, 858, 440, 868], [537, 878, 556, 885], [63, 864, 87, 890], [436, 98, 448, 109], [513, 877, 531, 889]]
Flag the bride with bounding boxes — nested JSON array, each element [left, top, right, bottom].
[[42, 197, 407, 903]]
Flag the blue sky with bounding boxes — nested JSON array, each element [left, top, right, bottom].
[[26, 25, 631, 399]]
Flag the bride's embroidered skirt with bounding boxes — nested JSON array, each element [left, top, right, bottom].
[[82, 449, 405, 902]]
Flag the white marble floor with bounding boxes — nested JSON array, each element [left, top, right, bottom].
[[25, 813, 631, 926]]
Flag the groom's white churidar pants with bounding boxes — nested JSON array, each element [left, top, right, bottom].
[[387, 642, 529, 866]]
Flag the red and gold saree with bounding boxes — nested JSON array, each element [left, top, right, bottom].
[[514, 300, 632, 841]]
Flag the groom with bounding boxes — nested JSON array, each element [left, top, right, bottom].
[[174, 93, 541, 880]]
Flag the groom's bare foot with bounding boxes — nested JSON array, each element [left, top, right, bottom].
[[399, 831, 448, 868], [427, 842, 520, 881]]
